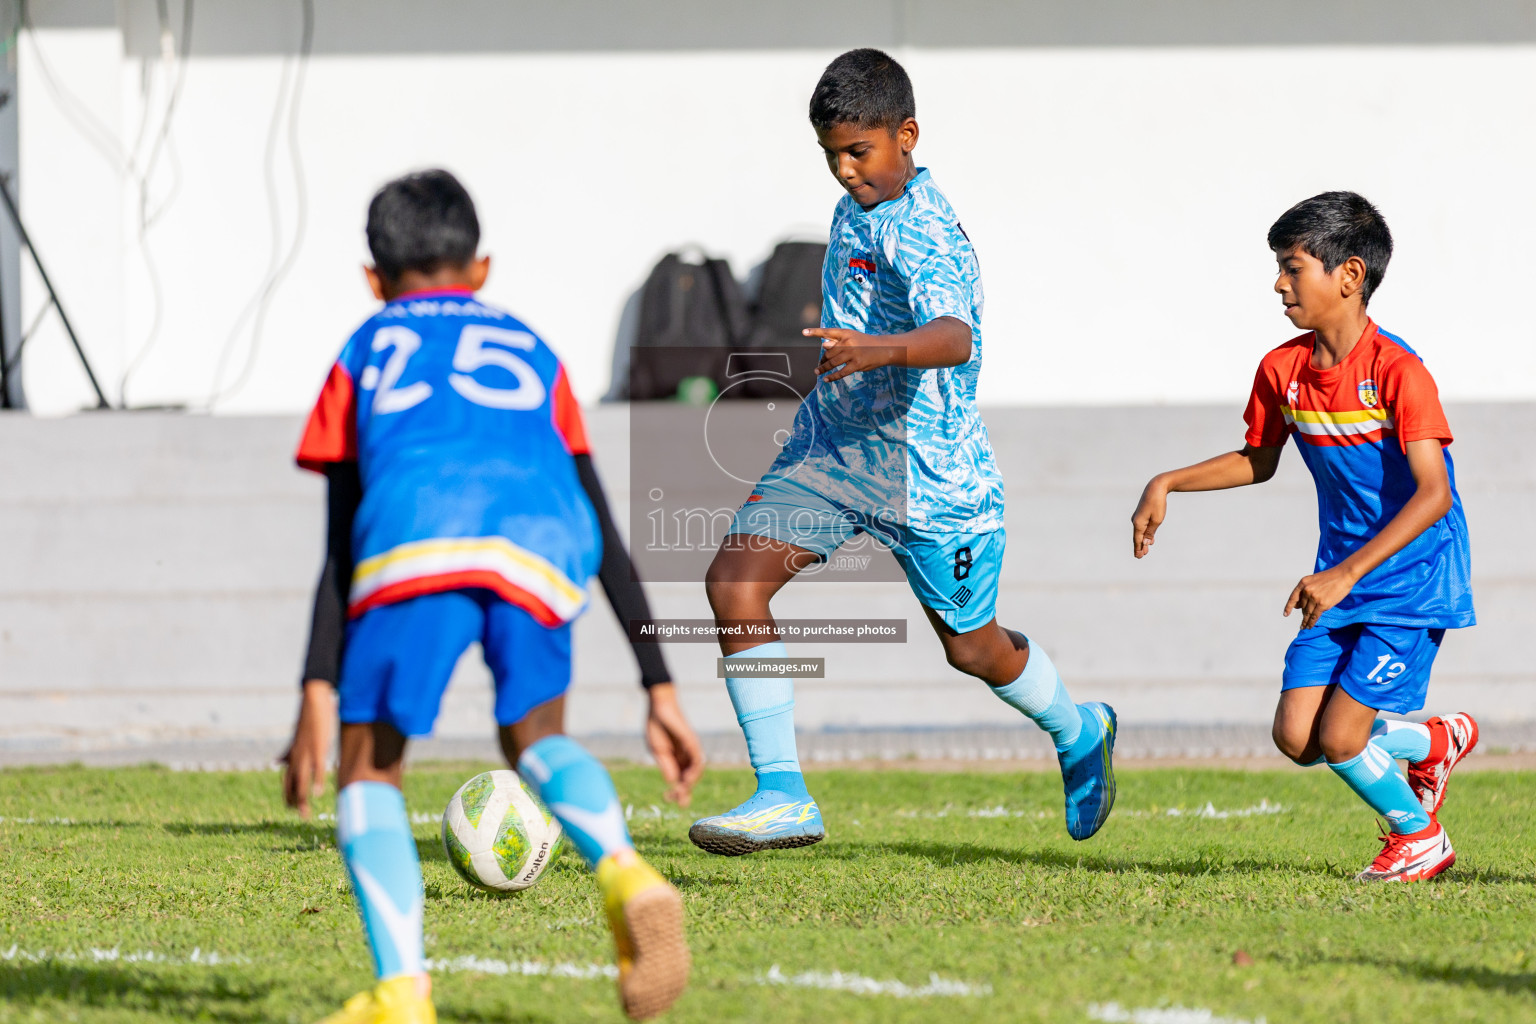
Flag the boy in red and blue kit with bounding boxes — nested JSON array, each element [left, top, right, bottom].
[[1132, 192, 1477, 883], [282, 170, 691, 1022]]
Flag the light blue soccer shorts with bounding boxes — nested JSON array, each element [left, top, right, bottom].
[[726, 472, 1003, 633], [1281, 622, 1446, 715], [339, 589, 572, 737]]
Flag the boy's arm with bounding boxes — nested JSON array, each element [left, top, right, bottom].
[[1284, 438, 1452, 629], [282, 461, 360, 818], [573, 452, 705, 806], [1131, 445, 1283, 558], [805, 316, 972, 382]]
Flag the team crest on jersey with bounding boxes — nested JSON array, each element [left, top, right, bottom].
[[1287, 380, 1300, 406], [1357, 379, 1379, 408], [848, 254, 876, 283]]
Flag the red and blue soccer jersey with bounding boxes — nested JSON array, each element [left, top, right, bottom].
[[1244, 321, 1474, 630], [296, 287, 600, 626]]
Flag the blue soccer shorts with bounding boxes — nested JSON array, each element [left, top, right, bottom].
[[1281, 622, 1446, 715], [726, 472, 1003, 633], [339, 589, 572, 737]]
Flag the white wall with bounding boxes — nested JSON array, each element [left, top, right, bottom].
[[17, 2, 1536, 414]]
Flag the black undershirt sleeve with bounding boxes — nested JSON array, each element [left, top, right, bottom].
[[574, 452, 672, 689], [300, 461, 361, 686]]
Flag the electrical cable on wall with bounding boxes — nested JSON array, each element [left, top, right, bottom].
[[119, 0, 195, 406], [18, 0, 195, 408], [206, 0, 312, 409]]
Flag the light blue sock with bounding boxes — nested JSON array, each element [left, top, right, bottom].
[[988, 638, 1082, 752], [725, 641, 807, 796], [518, 734, 634, 869], [336, 782, 424, 981], [1329, 741, 1432, 834], [1371, 719, 1432, 763]]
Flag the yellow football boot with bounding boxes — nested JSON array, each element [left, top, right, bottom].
[[597, 853, 690, 1020], [315, 975, 435, 1024]]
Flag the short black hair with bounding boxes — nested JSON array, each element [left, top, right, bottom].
[[1267, 191, 1393, 303], [366, 169, 480, 282], [809, 48, 915, 133]]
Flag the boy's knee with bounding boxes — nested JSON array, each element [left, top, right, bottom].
[[943, 641, 993, 680], [1271, 720, 1315, 764], [1318, 729, 1367, 765], [704, 575, 752, 617]]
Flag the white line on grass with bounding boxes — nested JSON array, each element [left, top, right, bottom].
[[756, 965, 992, 998], [1160, 800, 1284, 820], [1, 945, 991, 1000], [427, 955, 617, 980], [1088, 1002, 1266, 1024], [895, 801, 1284, 821], [0, 945, 247, 966]]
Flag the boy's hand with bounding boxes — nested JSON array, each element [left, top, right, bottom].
[[281, 680, 336, 819], [644, 683, 705, 807], [1284, 566, 1357, 630], [804, 328, 901, 382], [1131, 477, 1169, 558]]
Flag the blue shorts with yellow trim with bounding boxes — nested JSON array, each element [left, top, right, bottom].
[[727, 473, 1003, 633], [339, 589, 571, 737], [1281, 622, 1445, 715]]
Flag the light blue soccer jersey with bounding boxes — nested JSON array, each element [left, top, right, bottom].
[[766, 168, 1004, 532]]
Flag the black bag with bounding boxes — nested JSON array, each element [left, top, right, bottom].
[[628, 251, 750, 401], [734, 241, 827, 399]]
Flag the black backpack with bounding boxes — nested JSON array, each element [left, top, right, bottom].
[[734, 241, 827, 399], [628, 251, 750, 401]]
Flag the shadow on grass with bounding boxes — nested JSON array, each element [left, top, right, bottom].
[[821, 837, 1339, 879], [1332, 954, 1536, 996], [443, 1006, 581, 1024], [0, 963, 272, 1021]]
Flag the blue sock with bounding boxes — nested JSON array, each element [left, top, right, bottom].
[[1370, 719, 1432, 762], [988, 638, 1082, 751], [1329, 741, 1432, 834], [725, 641, 807, 796], [336, 782, 424, 981], [518, 735, 634, 869]]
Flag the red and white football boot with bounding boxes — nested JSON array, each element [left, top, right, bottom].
[[1407, 713, 1479, 819], [1355, 821, 1455, 883]]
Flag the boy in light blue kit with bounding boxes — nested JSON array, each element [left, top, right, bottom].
[[689, 49, 1117, 855]]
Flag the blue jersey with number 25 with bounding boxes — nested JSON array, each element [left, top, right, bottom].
[[296, 287, 599, 625]]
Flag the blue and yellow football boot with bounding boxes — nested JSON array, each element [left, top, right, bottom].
[[688, 786, 825, 856], [1057, 702, 1117, 840]]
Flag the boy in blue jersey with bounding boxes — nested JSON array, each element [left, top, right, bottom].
[[1132, 192, 1478, 883], [689, 49, 1118, 855], [281, 171, 692, 1022]]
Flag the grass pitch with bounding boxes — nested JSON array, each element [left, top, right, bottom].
[[2, 763, 1534, 1023]]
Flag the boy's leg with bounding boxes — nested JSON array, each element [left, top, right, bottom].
[[484, 602, 689, 1020], [1342, 626, 1475, 822], [333, 723, 431, 1018], [1315, 624, 1458, 882], [899, 526, 1115, 841], [690, 536, 826, 855], [321, 592, 482, 1024], [1272, 685, 1332, 766], [1318, 688, 1430, 834], [1368, 718, 1432, 762]]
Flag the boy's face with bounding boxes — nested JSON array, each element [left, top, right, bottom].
[[815, 118, 919, 210], [1273, 247, 1366, 328]]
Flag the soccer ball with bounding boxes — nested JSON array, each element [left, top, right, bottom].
[[441, 770, 565, 893]]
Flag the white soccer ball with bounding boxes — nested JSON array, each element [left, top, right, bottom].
[[441, 770, 566, 893]]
